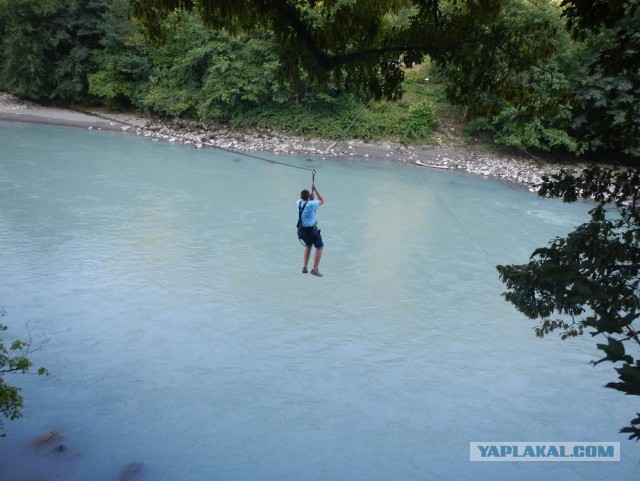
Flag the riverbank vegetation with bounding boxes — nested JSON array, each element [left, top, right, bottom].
[[0, 0, 638, 160]]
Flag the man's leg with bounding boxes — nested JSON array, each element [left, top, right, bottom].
[[312, 247, 323, 270], [303, 245, 312, 272]]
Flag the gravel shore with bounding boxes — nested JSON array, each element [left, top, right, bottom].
[[0, 92, 580, 189]]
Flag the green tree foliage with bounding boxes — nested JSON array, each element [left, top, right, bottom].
[[88, 8, 437, 142], [130, 0, 638, 157], [497, 167, 640, 440], [133, 0, 424, 100], [446, 0, 586, 153], [88, 0, 150, 108], [442, 0, 640, 159], [432, 0, 561, 117], [131, 0, 559, 102], [137, 11, 288, 122], [0, 0, 60, 99], [0, 0, 132, 102], [228, 92, 435, 142], [571, 4, 640, 157], [1, 0, 634, 154], [405, 99, 436, 139], [0, 311, 48, 436]]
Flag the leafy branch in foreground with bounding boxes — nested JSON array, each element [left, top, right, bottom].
[[497, 166, 640, 441], [0, 309, 48, 436]]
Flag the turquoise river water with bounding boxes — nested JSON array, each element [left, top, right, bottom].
[[0, 121, 637, 480]]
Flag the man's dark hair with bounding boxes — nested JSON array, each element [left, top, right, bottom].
[[300, 189, 310, 200]]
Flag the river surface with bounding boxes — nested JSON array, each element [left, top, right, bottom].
[[0, 121, 637, 481]]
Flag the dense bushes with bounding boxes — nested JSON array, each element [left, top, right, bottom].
[[0, 0, 636, 158], [135, 13, 287, 123], [95, 10, 437, 142], [0, 3, 436, 143], [0, 0, 131, 102], [436, 0, 640, 159]]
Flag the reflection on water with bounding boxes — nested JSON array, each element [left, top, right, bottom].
[[0, 121, 637, 481]]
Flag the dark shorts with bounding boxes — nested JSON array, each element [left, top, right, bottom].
[[297, 226, 324, 248]]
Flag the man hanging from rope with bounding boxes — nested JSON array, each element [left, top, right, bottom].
[[297, 176, 324, 277]]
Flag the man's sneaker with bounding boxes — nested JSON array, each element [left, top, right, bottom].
[[302, 267, 308, 273], [310, 269, 323, 277]]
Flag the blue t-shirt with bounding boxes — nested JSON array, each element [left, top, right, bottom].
[[297, 199, 320, 227]]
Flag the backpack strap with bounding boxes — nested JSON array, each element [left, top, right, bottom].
[[297, 200, 309, 228]]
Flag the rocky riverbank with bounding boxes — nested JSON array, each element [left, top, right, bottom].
[[134, 119, 582, 189], [0, 92, 580, 189]]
